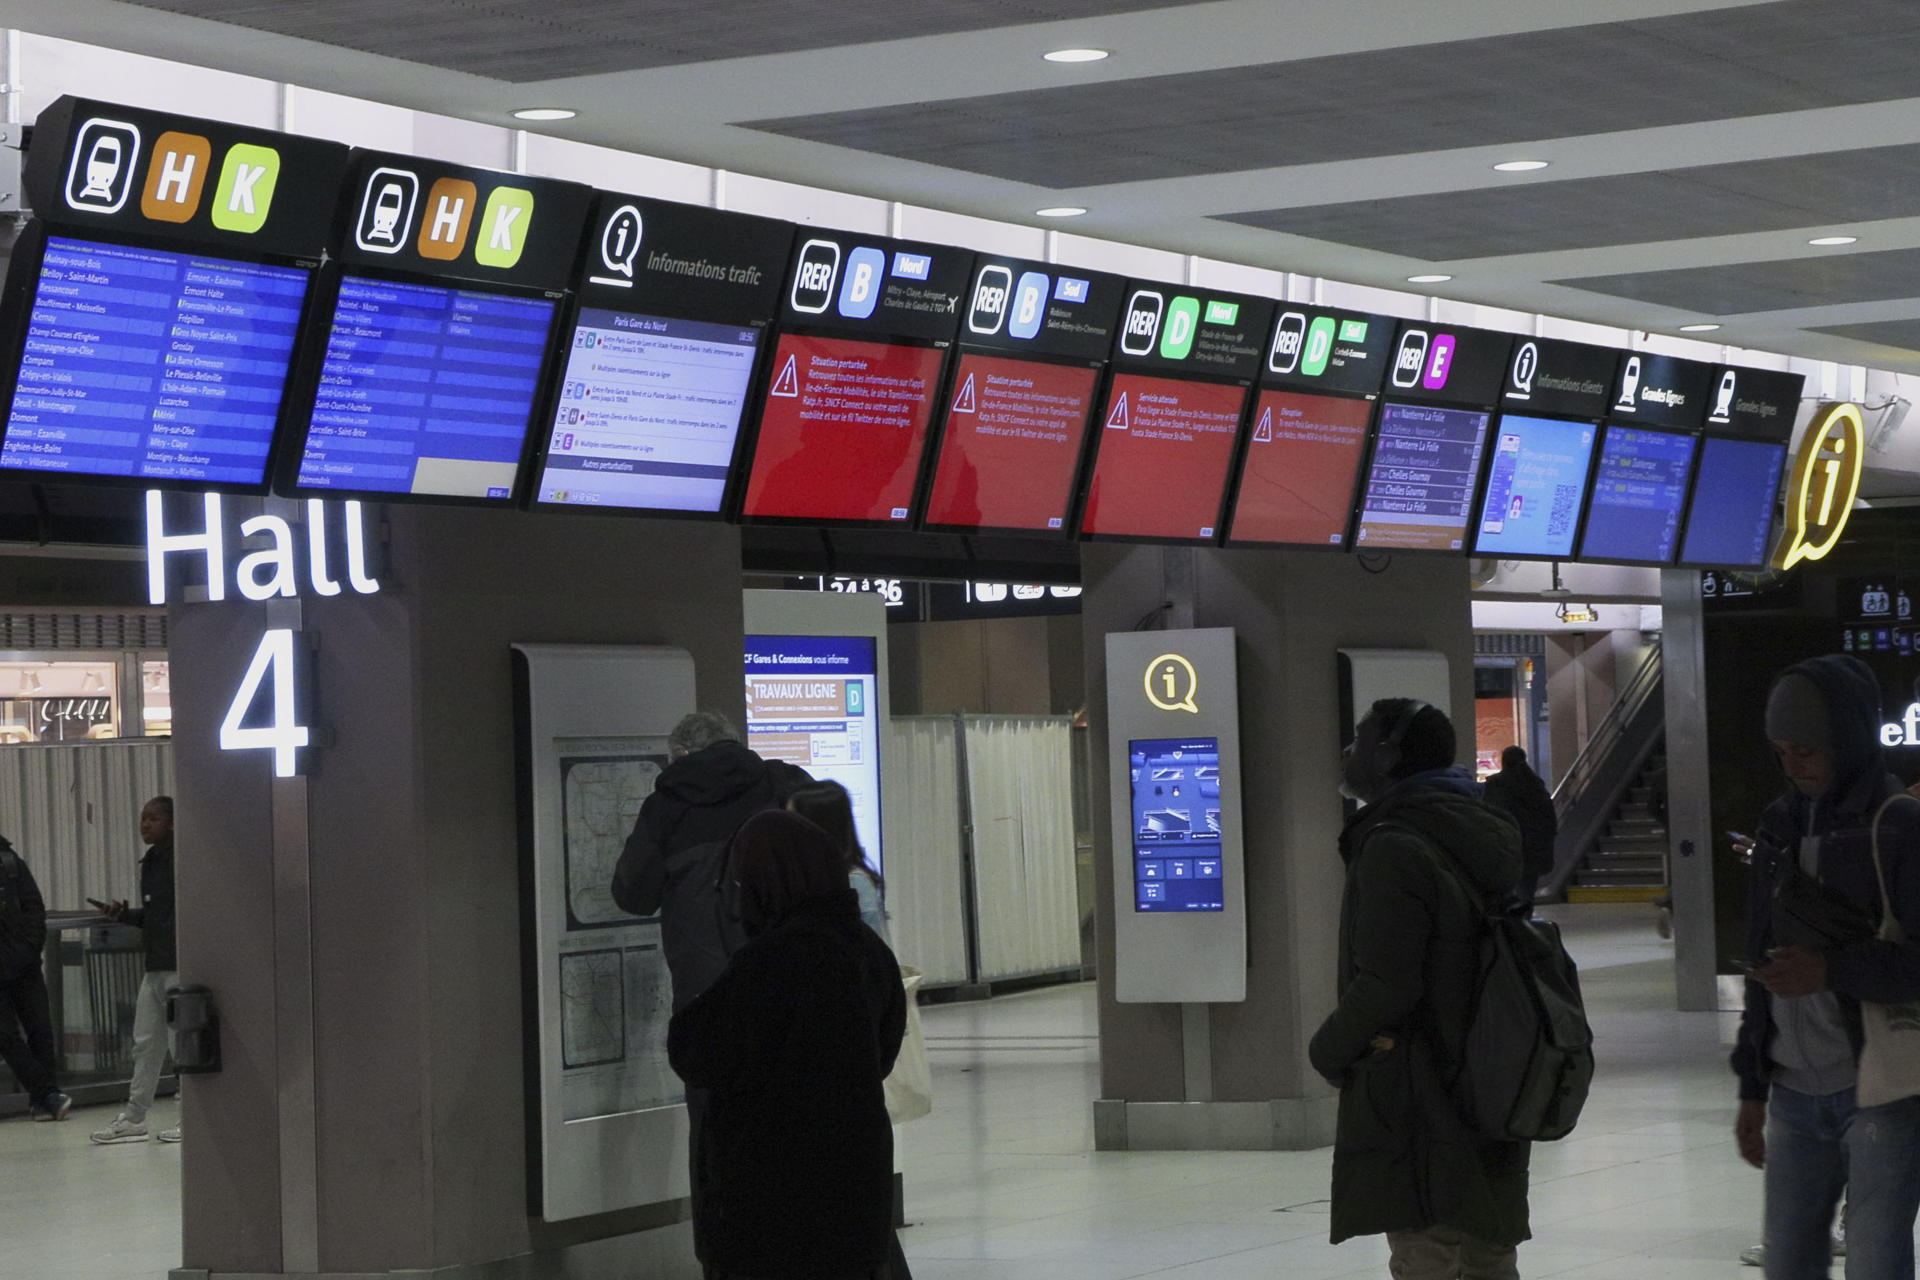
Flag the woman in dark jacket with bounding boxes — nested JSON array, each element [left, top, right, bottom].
[[668, 809, 907, 1280]]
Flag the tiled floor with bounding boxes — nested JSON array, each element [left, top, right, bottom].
[[2, 905, 1781, 1279]]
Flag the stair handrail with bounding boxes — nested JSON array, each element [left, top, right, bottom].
[[1549, 637, 1663, 818]]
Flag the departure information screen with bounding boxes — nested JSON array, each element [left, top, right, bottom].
[[742, 332, 945, 523], [2, 235, 308, 485], [1471, 414, 1598, 559], [1227, 389, 1373, 547], [1129, 736, 1224, 912], [1353, 401, 1492, 552], [1578, 426, 1697, 564], [297, 274, 555, 498], [1679, 436, 1787, 567], [536, 308, 760, 513], [1080, 372, 1248, 540], [923, 352, 1099, 533]]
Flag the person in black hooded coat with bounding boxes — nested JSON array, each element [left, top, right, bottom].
[[668, 809, 906, 1280], [1311, 698, 1530, 1279]]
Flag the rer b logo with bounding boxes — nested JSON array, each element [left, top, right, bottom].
[[791, 239, 840, 314], [1121, 290, 1164, 357], [1009, 271, 1049, 341], [837, 246, 885, 320]]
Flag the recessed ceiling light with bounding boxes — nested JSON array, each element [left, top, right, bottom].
[[1678, 323, 1722, 332], [1492, 159, 1550, 172], [512, 107, 577, 122], [1043, 47, 1110, 63], [1808, 235, 1858, 246], [1406, 273, 1452, 284], [1035, 206, 1087, 218]]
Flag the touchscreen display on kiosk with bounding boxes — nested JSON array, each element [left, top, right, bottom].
[[1677, 436, 1788, 568], [533, 197, 791, 514], [740, 232, 968, 525], [282, 150, 591, 503], [0, 96, 350, 491], [1225, 389, 1374, 547], [1129, 736, 1224, 913], [1353, 402, 1493, 552], [1577, 425, 1697, 565], [1470, 413, 1598, 560]]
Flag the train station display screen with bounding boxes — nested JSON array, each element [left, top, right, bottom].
[[744, 634, 883, 875], [922, 352, 1100, 534], [1577, 425, 1698, 565], [1079, 372, 1248, 541], [1353, 401, 1492, 552], [1, 235, 308, 486], [1226, 388, 1373, 547], [534, 308, 761, 513], [1678, 436, 1788, 568], [1470, 414, 1598, 559], [1129, 736, 1224, 912], [295, 274, 555, 499], [741, 332, 945, 524]]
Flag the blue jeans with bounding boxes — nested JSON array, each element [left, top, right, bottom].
[[1764, 1084, 1920, 1280]]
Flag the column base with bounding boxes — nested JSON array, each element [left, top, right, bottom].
[[170, 1220, 698, 1280], [1093, 1097, 1338, 1151]]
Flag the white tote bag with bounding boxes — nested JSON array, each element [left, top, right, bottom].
[[1856, 793, 1920, 1108], [883, 965, 933, 1124]]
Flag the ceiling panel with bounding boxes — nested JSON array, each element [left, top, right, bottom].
[[1216, 143, 1920, 260], [745, 0, 1920, 186], [1556, 247, 1920, 315], [1808, 319, 1920, 352], [117, 0, 1201, 81]]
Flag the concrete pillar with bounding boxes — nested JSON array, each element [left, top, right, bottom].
[[1085, 544, 1475, 1150], [173, 504, 744, 1278]]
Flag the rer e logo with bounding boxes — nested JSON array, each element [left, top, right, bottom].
[[1144, 652, 1199, 715], [1121, 290, 1164, 357], [791, 239, 841, 314], [837, 246, 885, 320], [1421, 333, 1457, 391], [65, 118, 142, 215], [1773, 401, 1866, 570], [969, 265, 1012, 336], [1159, 296, 1201, 361]]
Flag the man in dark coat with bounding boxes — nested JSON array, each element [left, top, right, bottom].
[[1311, 698, 1530, 1279], [1483, 745, 1558, 903], [1733, 656, 1920, 1279], [669, 810, 905, 1280], [0, 834, 70, 1120], [611, 710, 811, 1011]]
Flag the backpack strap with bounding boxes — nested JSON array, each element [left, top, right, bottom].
[[1365, 819, 1495, 917]]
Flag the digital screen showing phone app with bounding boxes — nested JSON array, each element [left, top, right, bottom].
[[1471, 414, 1598, 559], [1129, 736, 1224, 912]]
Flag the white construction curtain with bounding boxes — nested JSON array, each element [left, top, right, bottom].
[[0, 740, 175, 909], [962, 716, 1079, 982], [881, 717, 970, 985]]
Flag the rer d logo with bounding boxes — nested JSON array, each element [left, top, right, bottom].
[[1144, 652, 1200, 715], [791, 239, 841, 314], [1159, 296, 1201, 361], [1773, 401, 1866, 571]]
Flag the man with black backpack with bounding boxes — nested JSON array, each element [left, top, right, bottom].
[[1311, 698, 1532, 1279]]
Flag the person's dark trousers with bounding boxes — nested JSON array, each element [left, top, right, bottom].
[[0, 966, 59, 1102]]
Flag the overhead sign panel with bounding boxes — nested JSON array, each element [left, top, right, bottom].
[[1607, 352, 1714, 430], [1707, 365, 1804, 442], [1263, 304, 1395, 397], [959, 255, 1124, 360], [1500, 337, 1618, 419], [1386, 322, 1513, 408], [1111, 283, 1275, 381], [776, 230, 969, 344]]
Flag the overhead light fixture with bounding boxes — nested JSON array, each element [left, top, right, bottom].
[[1808, 235, 1858, 246], [1492, 159, 1550, 172], [1407, 273, 1452, 284], [511, 107, 577, 122], [1035, 206, 1087, 218], [1678, 322, 1722, 332], [1043, 47, 1110, 63]]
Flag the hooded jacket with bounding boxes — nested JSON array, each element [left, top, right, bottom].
[[0, 837, 47, 980], [1310, 767, 1531, 1247], [610, 740, 811, 1008], [1732, 654, 1920, 1102]]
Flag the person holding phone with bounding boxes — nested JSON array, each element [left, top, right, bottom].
[[89, 796, 179, 1145]]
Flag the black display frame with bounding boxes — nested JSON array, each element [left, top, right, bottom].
[[0, 220, 326, 496], [730, 321, 955, 531], [1465, 409, 1605, 564], [272, 259, 571, 508], [1071, 364, 1258, 548], [1347, 391, 1499, 559], [1671, 430, 1791, 572], [1570, 420, 1702, 569], [1218, 385, 1381, 554]]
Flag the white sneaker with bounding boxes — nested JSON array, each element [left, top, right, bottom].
[[1739, 1244, 1763, 1267], [156, 1126, 182, 1144], [89, 1115, 149, 1145]]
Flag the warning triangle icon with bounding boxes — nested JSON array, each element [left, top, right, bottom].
[[770, 354, 800, 398], [953, 372, 977, 415], [1105, 391, 1130, 431], [1253, 407, 1272, 442]]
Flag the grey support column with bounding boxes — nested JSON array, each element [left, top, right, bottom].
[[1661, 569, 1719, 1012]]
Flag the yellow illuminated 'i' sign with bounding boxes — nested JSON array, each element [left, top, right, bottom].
[[1772, 402, 1865, 570], [1144, 653, 1199, 714]]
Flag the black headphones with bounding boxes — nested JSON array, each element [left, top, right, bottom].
[[1379, 699, 1431, 752]]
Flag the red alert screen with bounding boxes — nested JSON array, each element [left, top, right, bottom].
[[742, 332, 946, 522], [923, 352, 1101, 533], [1079, 373, 1249, 540], [1227, 390, 1374, 547]]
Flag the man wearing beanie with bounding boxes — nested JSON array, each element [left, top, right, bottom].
[[1733, 655, 1920, 1280]]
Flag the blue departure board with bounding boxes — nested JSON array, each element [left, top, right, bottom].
[[1, 235, 308, 485], [1130, 736, 1224, 912], [1472, 414, 1597, 559], [1578, 426, 1697, 564], [296, 275, 555, 498], [1678, 436, 1787, 568], [1353, 401, 1492, 552]]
